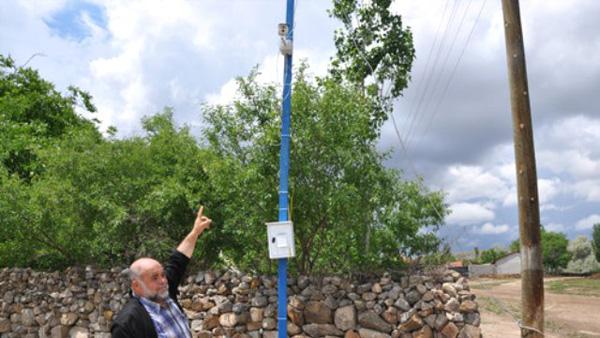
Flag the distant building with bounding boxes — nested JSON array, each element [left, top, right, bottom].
[[447, 260, 464, 268], [447, 260, 468, 276], [495, 252, 521, 274], [468, 252, 521, 277], [468, 263, 495, 277]]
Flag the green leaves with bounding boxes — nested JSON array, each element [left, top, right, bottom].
[[509, 227, 572, 273], [1, 29, 441, 274], [542, 229, 572, 273], [478, 248, 507, 264], [593, 224, 600, 263], [201, 66, 445, 274], [0, 72, 221, 269], [0, 55, 99, 182], [330, 0, 415, 104]]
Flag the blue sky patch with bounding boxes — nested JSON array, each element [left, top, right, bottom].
[[44, 1, 107, 41]]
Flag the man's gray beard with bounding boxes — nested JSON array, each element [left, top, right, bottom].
[[139, 281, 169, 303]]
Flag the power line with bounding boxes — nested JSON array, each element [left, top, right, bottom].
[[412, 0, 488, 151], [402, 0, 451, 144], [403, 0, 461, 146], [387, 0, 489, 245], [342, 0, 449, 224], [406, 0, 475, 149]]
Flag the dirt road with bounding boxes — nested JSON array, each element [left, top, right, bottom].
[[470, 277, 600, 338]]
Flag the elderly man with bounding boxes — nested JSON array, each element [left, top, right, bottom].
[[111, 207, 212, 338]]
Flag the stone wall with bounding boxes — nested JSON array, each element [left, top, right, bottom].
[[467, 264, 495, 278], [0, 267, 481, 338]]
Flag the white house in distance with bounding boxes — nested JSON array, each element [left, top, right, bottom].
[[469, 252, 521, 277], [495, 252, 521, 274]]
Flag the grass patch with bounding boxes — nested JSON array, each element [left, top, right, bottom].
[[546, 278, 600, 297], [477, 296, 520, 317], [470, 279, 513, 290], [566, 333, 600, 338], [477, 296, 504, 315], [545, 318, 599, 337]]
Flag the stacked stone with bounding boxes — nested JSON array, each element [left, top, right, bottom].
[[0, 266, 128, 338], [178, 270, 481, 338], [0, 266, 480, 338]]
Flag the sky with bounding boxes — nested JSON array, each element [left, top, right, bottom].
[[1, 0, 599, 253]]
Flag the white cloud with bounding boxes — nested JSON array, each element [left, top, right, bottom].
[[16, 0, 67, 17], [540, 204, 571, 212], [537, 116, 600, 179], [571, 180, 600, 202], [447, 202, 495, 226], [534, 117, 600, 203], [497, 162, 516, 181], [2, 0, 338, 140], [537, 178, 561, 205], [575, 214, 600, 231], [502, 187, 517, 207], [501, 177, 562, 208], [99, 0, 212, 47], [441, 165, 511, 204], [545, 223, 566, 232], [79, 10, 108, 41], [80, 1, 217, 134], [206, 78, 239, 106], [476, 223, 511, 235], [205, 48, 333, 106], [540, 149, 600, 179]]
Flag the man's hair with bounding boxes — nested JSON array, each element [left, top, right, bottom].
[[128, 266, 141, 282]]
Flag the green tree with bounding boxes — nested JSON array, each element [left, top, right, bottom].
[[0, 106, 222, 269], [0, 55, 98, 181], [508, 228, 571, 273], [479, 248, 507, 264], [570, 236, 593, 260], [509, 239, 520, 253], [541, 230, 571, 273], [565, 236, 600, 274], [422, 243, 455, 267], [202, 66, 446, 274], [0, 55, 233, 269], [330, 0, 415, 103], [593, 224, 600, 263]]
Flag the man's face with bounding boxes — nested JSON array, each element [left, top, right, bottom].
[[132, 259, 168, 302]]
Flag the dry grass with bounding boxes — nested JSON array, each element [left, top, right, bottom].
[[469, 278, 514, 290], [547, 277, 600, 297]]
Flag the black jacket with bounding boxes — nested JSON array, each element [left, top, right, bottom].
[[111, 250, 190, 338]]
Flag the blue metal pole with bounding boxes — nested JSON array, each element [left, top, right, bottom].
[[278, 0, 294, 337]]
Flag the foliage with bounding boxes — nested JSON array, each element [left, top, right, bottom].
[[509, 239, 520, 253], [0, 55, 98, 182], [0, 106, 221, 269], [421, 243, 456, 268], [2, 27, 442, 274], [509, 239, 519, 253], [564, 236, 600, 274], [329, 0, 415, 107], [593, 224, 600, 263], [569, 236, 593, 260], [202, 66, 446, 274], [478, 248, 507, 264], [508, 228, 572, 273], [541, 230, 571, 273]]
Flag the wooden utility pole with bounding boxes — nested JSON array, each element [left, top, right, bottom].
[[501, 1, 544, 337]]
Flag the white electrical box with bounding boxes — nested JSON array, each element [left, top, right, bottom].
[[266, 221, 295, 259]]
